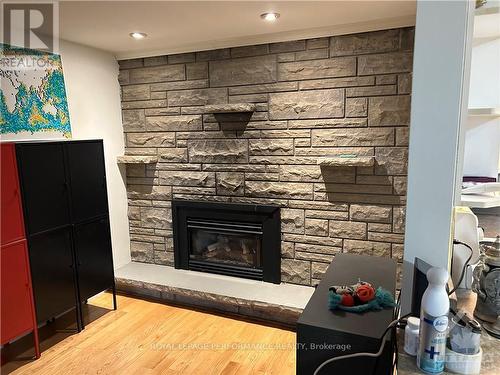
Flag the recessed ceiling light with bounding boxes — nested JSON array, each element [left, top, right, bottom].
[[129, 32, 147, 40], [260, 12, 280, 22]]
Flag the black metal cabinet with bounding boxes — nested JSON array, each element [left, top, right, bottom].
[[28, 227, 77, 324], [65, 141, 108, 223], [16, 143, 70, 235], [73, 217, 114, 302], [16, 140, 116, 331]]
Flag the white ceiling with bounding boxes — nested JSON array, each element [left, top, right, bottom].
[[59, 1, 417, 60]]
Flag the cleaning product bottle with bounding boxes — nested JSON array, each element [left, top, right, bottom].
[[417, 267, 450, 374], [404, 316, 420, 356]]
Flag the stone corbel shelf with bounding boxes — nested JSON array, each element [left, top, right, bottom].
[[317, 156, 375, 167], [117, 155, 158, 164], [204, 103, 256, 114]]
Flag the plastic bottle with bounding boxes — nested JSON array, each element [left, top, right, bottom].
[[417, 267, 450, 374], [404, 316, 420, 356]]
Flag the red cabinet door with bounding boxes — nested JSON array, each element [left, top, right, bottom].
[[0, 240, 36, 344], [1, 143, 25, 245]]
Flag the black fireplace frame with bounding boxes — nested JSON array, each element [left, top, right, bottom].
[[172, 200, 281, 284]]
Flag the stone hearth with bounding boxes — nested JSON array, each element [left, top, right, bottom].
[[120, 27, 413, 287], [115, 262, 314, 326]]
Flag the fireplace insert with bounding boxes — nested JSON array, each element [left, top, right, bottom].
[[172, 200, 281, 283]]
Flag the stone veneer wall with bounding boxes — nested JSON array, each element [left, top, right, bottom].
[[119, 27, 414, 287]]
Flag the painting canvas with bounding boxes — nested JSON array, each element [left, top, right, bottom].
[[0, 44, 71, 140]]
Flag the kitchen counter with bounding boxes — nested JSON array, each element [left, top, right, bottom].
[[397, 291, 499, 375]]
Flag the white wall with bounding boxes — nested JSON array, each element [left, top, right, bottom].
[[469, 38, 500, 109], [463, 116, 500, 178], [463, 36, 500, 179], [59, 40, 131, 269], [401, 0, 474, 314]]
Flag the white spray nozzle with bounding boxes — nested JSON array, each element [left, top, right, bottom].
[[426, 267, 449, 286]]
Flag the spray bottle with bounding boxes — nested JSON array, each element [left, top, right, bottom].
[[417, 267, 450, 373]]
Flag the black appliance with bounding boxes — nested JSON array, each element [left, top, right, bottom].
[[297, 253, 396, 375], [411, 257, 456, 317], [172, 200, 281, 283]]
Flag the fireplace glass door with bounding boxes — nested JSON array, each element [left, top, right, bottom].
[[187, 219, 263, 274]]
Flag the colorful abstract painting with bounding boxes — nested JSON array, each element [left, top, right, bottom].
[[0, 44, 71, 140]]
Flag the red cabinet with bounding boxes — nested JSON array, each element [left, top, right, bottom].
[[1, 240, 37, 343], [1, 144, 25, 245], [0, 143, 40, 358]]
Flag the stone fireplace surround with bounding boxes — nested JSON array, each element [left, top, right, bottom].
[[118, 27, 413, 297]]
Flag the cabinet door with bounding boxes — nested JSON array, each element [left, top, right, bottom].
[[28, 227, 77, 323], [1, 144, 25, 245], [74, 217, 114, 301], [65, 141, 108, 223], [16, 143, 70, 235], [1, 240, 35, 344]]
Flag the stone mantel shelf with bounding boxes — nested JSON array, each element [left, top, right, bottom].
[[204, 103, 256, 114], [317, 156, 375, 167], [117, 155, 158, 164]]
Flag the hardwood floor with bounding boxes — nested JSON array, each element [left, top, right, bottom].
[[1, 293, 296, 374]]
